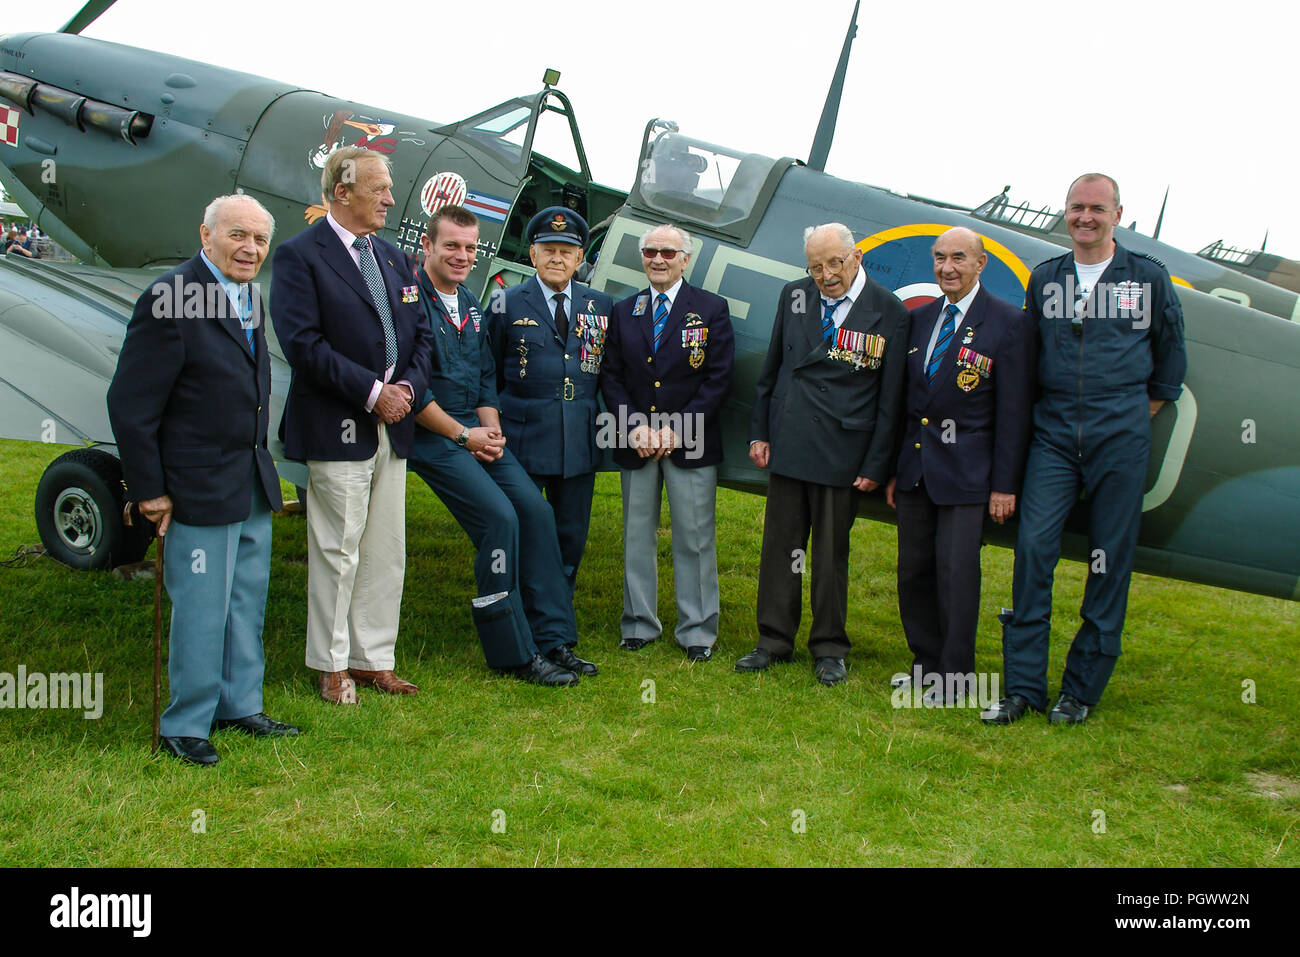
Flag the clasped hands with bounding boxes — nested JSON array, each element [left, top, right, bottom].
[[374, 383, 414, 424], [464, 426, 506, 463], [631, 425, 681, 461]]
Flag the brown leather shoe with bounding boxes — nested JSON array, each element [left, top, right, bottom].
[[350, 669, 418, 695], [319, 670, 359, 705]]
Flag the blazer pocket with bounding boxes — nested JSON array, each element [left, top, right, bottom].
[[838, 416, 873, 431], [162, 446, 225, 467]]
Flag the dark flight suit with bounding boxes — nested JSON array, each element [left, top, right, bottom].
[[489, 276, 615, 595], [1003, 243, 1186, 709], [406, 271, 580, 669]]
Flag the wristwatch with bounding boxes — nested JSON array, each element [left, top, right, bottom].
[[455, 427, 470, 448]]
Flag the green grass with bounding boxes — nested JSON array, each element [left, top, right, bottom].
[[0, 438, 1295, 866]]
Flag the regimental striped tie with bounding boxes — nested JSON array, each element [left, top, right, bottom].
[[926, 303, 959, 385], [821, 297, 845, 340], [352, 235, 398, 368], [652, 292, 669, 353], [238, 284, 254, 354]]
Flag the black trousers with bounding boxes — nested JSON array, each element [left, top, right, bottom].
[[756, 472, 858, 658], [895, 483, 984, 680]]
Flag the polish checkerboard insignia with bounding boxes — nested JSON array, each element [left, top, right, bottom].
[[0, 106, 19, 148]]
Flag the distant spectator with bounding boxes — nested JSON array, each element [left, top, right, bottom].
[[6, 229, 37, 259]]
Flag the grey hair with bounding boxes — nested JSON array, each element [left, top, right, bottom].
[[1068, 173, 1121, 208], [203, 193, 276, 240], [321, 146, 392, 204], [639, 223, 693, 255], [803, 222, 854, 251]]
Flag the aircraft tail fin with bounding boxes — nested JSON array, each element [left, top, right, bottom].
[[807, 0, 859, 172], [1153, 185, 1169, 240]]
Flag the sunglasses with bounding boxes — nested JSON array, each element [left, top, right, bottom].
[[641, 247, 682, 261]]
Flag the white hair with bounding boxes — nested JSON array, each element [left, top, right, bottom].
[[803, 222, 854, 251], [639, 223, 692, 255], [203, 193, 276, 240]]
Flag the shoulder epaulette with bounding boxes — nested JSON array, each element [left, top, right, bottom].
[[1131, 250, 1168, 269]]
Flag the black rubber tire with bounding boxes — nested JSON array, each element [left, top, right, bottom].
[[34, 448, 155, 570]]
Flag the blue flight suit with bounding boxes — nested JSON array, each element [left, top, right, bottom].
[[406, 270, 580, 669], [1003, 243, 1187, 709], [488, 275, 614, 594]]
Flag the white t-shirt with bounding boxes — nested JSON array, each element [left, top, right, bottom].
[[437, 288, 461, 328], [1075, 256, 1112, 299]]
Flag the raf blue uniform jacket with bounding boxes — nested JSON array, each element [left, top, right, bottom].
[[488, 276, 614, 477], [107, 253, 283, 526], [600, 280, 735, 470], [894, 287, 1036, 505], [270, 218, 433, 462]]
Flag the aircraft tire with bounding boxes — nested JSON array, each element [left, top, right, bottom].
[[34, 448, 154, 570]]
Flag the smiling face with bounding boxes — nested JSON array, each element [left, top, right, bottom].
[[199, 198, 271, 283], [529, 240, 583, 292], [805, 227, 862, 300], [932, 228, 987, 303], [640, 226, 690, 293], [332, 155, 394, 236], [422, 219, 479, 294], [1065, 176, 1122, 261]]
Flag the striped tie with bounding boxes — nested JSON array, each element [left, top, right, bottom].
[[926, 303, 959, 384], [238, 284, 255, 354], [821, 297, 846, 340], [352, 236, 398, 368], [652, 292, 669, 353]]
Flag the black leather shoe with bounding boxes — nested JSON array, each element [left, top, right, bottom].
[[1049, 693, 1091, 725], [734, 647, 792, 672], [686, 645, 713, 662], [813, 657, 847, 686], [213, 712, 301, 737], [160, 736, 219, 766], [547, 644, 598, 676], [619, 637, 655, 651], [506, 654, 579, 687], [980, 694, 1035, 725]]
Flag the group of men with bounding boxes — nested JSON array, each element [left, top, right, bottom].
[[105, 157, 1184, 766]]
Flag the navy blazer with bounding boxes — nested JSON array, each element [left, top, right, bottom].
[[270, 218, 432, 461], [750, 273, 909, 487], [600, 281, 735, 469], [894, 286, 1036, 505], [488, 276, 614, 477], [107, 253, 283, 526]]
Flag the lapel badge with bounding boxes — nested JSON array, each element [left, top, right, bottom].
[[633, 294, 649, 317], [684, 313, 703, 327]]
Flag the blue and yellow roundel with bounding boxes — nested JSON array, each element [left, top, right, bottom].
[[857, 224, 1030, 310]]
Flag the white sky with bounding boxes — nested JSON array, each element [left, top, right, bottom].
[[14, 0, 1300, 258]]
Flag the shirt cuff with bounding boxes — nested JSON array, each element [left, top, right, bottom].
[[365, 379, 383, 413], [396, 379, 413, 401]]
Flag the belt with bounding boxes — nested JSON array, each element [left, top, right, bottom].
[[563, 377, 575, 401]]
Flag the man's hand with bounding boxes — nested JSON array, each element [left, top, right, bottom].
[[630, 424, 657, 459], [138, 494, 174, 537], [652, 426, 680, 461], [466, 426, 506, 462], [989, 491, 1016, 524], [884, 477, 897, 509], [853, 476, 880, 492], [374, 383, 412, 424], [1149, 398, 1166, 419], [749, 440, 770, 469]]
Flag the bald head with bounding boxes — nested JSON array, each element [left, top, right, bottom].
[[932, 227, 988, 303]]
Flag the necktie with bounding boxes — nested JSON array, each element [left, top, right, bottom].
[[238, 284, 255, 354], [926, 303, 959, 384], [821, 297, 846, 340], [352, 236, 398, 368], [554, 292, 569, 343], [652, 292, 668, 353]]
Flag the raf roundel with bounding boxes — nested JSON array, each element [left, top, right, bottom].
[[420, 171, 468, 217], [857, 224, 1031, 310]]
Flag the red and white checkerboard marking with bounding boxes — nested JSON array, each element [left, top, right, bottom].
[[0, 106, 19, 148]]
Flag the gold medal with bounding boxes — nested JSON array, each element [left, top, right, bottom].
[[957, 368, 979, 392], [689, 347, 704, 369]]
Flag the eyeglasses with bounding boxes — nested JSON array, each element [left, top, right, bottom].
[[641, 247, 682, 260], [806, 255, 850, 278]]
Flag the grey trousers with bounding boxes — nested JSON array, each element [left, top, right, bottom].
[[620, 459, 719, 648]]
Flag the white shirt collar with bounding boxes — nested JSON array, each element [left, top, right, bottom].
[[649, 277, 684, 309], [944, 280, 981, 319], [325, 210, 365, 250], [535, 275, 574, 309]]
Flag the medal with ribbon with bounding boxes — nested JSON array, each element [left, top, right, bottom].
[[681, 326, 708, 369]]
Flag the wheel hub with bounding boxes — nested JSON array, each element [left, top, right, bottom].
[[53, 487, 103, 553]]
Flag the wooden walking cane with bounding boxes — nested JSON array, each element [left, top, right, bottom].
[[125, 501, 163, 752]]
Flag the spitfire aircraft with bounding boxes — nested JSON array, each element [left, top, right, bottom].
[[0, 1, 1297, 604]]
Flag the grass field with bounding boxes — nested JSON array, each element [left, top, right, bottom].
[[0, 437, 1295, 867]]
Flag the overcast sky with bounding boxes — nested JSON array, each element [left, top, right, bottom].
[[14, 0, 1300, 259]]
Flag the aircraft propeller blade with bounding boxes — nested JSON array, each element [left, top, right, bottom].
[[58, 0, 117, 35], [1153, 185, 1169, 240]]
